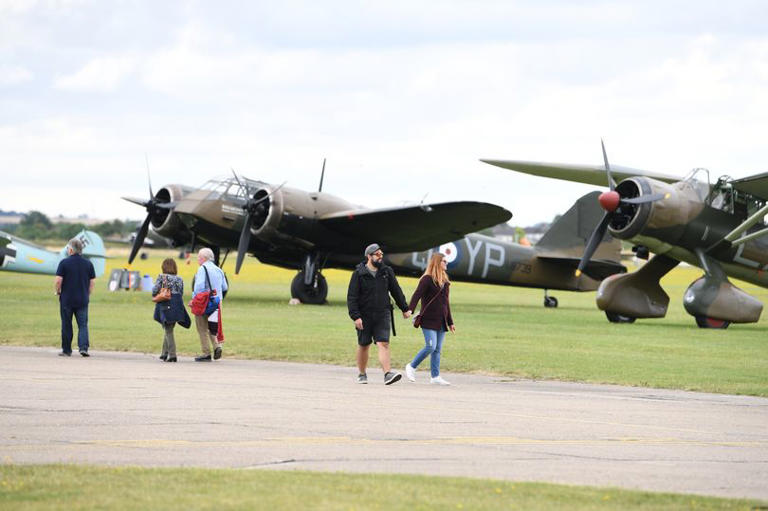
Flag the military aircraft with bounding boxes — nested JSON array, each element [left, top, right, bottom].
[[0, 230, 106, 277], [482, 142, 768, 328], [386, 191, 625, 307], [122, 167, 512, 303]]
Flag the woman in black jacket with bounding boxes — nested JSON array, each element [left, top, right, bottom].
[[405, 252, 455, 385]]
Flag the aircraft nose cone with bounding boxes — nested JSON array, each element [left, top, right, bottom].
[[598, 190, 620, 212]]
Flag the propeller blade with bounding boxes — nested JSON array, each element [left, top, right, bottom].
[[234, 214, 254, 275], [129, 214, 152, 264], [601, 139, 617, 190], [250, 181, 287, 206], [155, 202, 176, 209], [620, 192, 668, 205], [145, 153, 154, 198], [575, 212, 612, 277], [318, 158, 326, 193], [231, 168, 248, 194], [122, 196, 149, 207]]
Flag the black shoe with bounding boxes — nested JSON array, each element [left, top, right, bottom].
[[384, 371, 402, 385], [58, 352, 71, 357], [79, 351, 90, 357], [213, 347, 222, 360], [166, 357, 177, 362], [194, 355, 212, 362], [159, 354, 168, 361]]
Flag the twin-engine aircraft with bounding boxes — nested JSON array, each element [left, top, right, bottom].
[[122, 169, 512, 303], [483, 142, 768, 329], [387, 191, 625, 306], [0, 230, 106, 277]]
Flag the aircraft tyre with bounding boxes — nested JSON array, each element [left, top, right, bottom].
[[291, 270, 328, 305], [604, 311, 636, 323], [694, 315, 730, 329], [544, 296, 558, 308]]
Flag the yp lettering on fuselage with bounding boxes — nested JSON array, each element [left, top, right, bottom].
[[410, 237, 506, 278]]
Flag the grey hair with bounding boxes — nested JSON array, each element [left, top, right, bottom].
[[198, 247, 215, 262], [68, 238, 84, 254]]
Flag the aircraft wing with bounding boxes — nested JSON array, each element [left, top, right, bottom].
[[480, 159, 681, 186], [730, 171, 768, 201], [319, 202, 512, 253], [536, 256, 626, 281]]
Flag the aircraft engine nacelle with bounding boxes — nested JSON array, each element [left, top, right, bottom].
[[683, 274, 763, 324], [596, 270, 671, 318], [248, 186, 287, 244], [150, 185, 192, 246], [607, 177, 705, 242]]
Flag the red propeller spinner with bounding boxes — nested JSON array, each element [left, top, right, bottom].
[[598, 190, 621, 212]]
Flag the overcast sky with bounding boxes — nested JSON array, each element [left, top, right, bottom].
[[2, 0, 767, 226]]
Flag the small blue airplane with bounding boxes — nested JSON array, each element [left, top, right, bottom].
[[0, 229, 106, 277]]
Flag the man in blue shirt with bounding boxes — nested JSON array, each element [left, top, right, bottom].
[[55, 238, 96, 357], [192, 247, 228, 362]]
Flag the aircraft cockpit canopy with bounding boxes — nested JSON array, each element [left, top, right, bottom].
[[200, 176, 269, 202]]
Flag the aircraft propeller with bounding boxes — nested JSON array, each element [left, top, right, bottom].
[[575, 141, 668, 277], [121, 161, 176, 264], [231, 170, 286, 274]]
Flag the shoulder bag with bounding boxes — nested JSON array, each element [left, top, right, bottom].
[[413, 279, 441, 328], [152, 276, 171, 303], [189, 267, 218, 316]]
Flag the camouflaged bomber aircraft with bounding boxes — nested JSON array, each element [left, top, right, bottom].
[[122, 166, 512, 304], [483, 141, 768, 329], [386, 190, 625, 308]]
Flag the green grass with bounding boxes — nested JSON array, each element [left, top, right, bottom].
[[0, 465, 762, 510], [1, 250, 767, 395]]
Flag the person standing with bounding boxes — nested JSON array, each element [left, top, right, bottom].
[[152, 258, 191, 362], [405, 252, 456, 385], [192, 248, 227, 362], [54, 237, 96, 357], [347, 243, 411, 385]]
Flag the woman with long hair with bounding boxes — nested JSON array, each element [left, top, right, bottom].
[[405, 252, 456, 385]]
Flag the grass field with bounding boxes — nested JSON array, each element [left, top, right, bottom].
[[0, 465, 763, 511], [1, 249, 767, 396]]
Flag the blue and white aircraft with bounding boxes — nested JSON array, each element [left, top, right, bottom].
[[0, 230, 106, 277]]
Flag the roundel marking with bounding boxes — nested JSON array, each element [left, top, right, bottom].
[[438, 242, 461, 268]]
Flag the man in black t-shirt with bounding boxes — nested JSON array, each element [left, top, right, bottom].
[[55, 238, 96, 357]]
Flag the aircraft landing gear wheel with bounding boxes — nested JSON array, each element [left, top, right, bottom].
[[695, 316, 730, 329], [544, 296, 558, 308], [605, 311, 636, 323], [291, 270, 328, 304]]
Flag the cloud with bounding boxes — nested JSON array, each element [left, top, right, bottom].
[[54, 55, 136, 92], [0, 65, 33, 85]]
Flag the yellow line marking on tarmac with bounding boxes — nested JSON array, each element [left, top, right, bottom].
[[3, 436, 766, 450]]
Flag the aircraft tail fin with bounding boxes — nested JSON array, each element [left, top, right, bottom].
[[59, 230, 107, 278], [535, 191, 622, 264]]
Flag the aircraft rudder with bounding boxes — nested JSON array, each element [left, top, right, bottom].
[[78, 230, 106, 278]]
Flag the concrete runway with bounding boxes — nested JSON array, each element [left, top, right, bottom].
[[1, 346, 767, 500]]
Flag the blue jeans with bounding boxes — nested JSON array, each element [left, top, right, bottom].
[[411, 328, 445, 377], [61, 304, 89, 354]]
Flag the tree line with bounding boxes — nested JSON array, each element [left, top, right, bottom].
[[1, 211, 137, 242]]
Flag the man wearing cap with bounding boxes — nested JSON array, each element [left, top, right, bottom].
[[347, 243, 411, 384]]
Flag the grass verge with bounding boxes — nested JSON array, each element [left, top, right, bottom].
[[1, 250, 767, 395], [0, 464, 763, 510]]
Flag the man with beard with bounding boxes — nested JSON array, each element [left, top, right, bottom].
[[347, 243, 411, 385]]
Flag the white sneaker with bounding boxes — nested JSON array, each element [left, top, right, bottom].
[[405, 363, 416, 382], [430, 376, 451, 386]]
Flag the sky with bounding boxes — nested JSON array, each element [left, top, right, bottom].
[[2, 0, 768, 226]]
